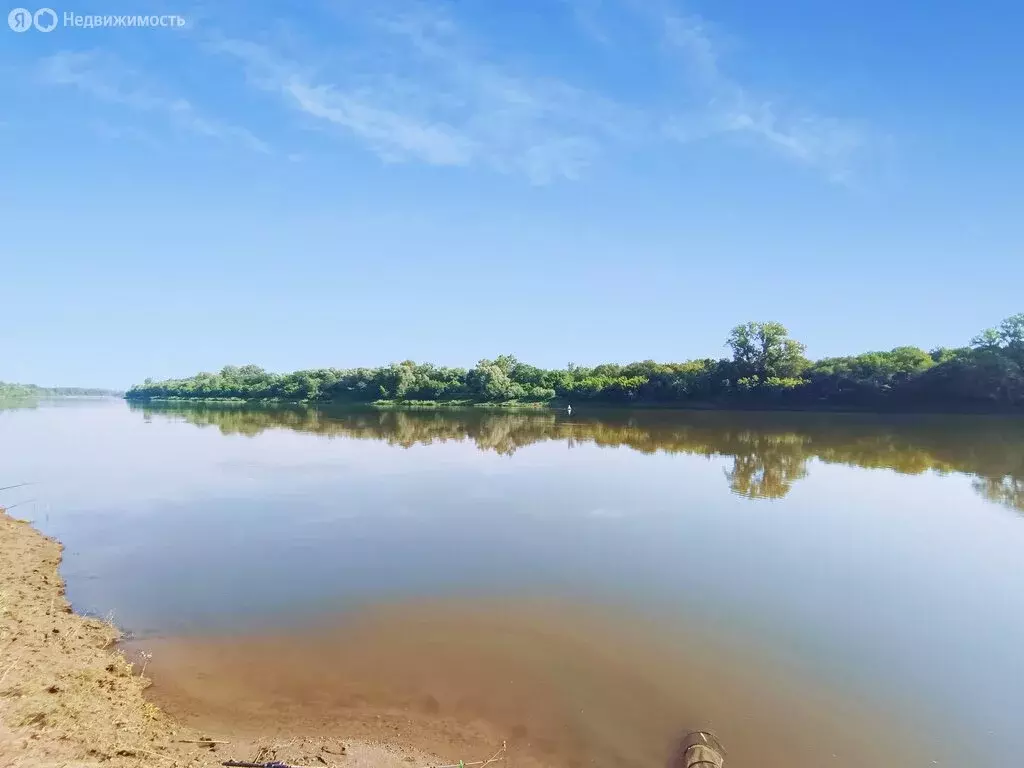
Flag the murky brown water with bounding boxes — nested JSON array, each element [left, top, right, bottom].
[[129, 600, 947, 768], [3, 400, 1023, 766]]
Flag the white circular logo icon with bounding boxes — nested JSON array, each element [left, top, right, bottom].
[[34, 7, 57, 31], [8, 7, 33, 31]]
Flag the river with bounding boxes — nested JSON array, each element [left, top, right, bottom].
[[1, 398, 1022, 767]]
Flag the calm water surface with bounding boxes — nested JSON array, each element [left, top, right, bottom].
[[2, 399, 1023, 767]]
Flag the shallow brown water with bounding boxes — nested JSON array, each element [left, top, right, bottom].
[[130, 600, 940, 768]]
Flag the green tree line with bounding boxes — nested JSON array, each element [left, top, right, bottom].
[[132, 404, 1024, 514], [0, 382, 122, 398], [125, 314, 1024, 410]]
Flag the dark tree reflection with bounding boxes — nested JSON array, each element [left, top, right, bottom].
[[723, 433, 809, 500], [130, 404, 1024, 514]]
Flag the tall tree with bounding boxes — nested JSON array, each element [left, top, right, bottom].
[[972, 313, 1024, 364], [726, 321, 808, 382]]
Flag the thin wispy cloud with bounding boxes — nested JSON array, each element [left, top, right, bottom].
[[211, 37, 471, 167], [655, 11, 867, 183], [38, 50, 270, 154], [205, 0, 868, 184], [565, 0, 613, 46], [210, 5, 641, 184], [33, 1, 871, 184]]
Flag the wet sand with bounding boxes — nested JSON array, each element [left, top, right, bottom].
[[130, 600, 954, 768]]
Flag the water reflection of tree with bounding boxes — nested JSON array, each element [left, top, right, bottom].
[[131, 404, 1024, 514], [722, 433, 809, 499], [0, 398, 39, 413], [973, 477, 1024, 512]]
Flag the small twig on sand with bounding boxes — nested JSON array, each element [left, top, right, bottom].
[[0, 653, 24, 686], [484, 742, 507, 768], [431, 742, 507, 768], [179, 739, 230, 745]]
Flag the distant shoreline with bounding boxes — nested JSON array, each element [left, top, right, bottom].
[[121, 314, 1024, 414], [0, 394, 124, 400], [123, 395, 1024, 415], [125, 395, 548, 409]]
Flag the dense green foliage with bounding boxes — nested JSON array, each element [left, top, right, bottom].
[[0, 382, 122, 398], [133, 404, 1024, 514], [125, 314, 1024, 410]]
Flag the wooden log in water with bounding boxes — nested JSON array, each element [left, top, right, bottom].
[[678, 731, 725, 768]]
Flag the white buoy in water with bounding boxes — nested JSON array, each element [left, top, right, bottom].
[[567, 404, 573, 415]]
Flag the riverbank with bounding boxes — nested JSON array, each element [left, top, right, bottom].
[[0, 509, 441, 768], [124, 396, 1024, 415], [124, 396, 553, 409]]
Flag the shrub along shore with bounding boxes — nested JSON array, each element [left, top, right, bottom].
[[126, 316, 1024, 411]]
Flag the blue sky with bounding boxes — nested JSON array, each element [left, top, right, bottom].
[[2, 0, 1022, 388]]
